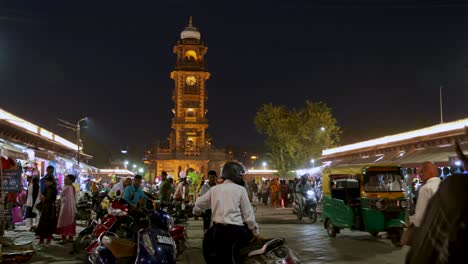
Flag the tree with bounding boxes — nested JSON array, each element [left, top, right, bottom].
[[254, 101, 341, 176]]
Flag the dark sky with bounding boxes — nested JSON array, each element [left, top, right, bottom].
[[0, 0, 467, 166]]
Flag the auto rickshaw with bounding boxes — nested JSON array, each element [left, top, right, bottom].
[[321, 164, 408, 246]]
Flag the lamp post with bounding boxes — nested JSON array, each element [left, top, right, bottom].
[[58, 117, 87, 166], [262, 161, 267, 170], [311, 159, 315, 167]]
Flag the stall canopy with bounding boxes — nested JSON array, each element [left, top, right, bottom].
[[327, 143, 468, 168], [0, 139, 27, 160]]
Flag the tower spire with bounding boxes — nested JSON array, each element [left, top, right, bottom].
[[188, 16, 193, 27]]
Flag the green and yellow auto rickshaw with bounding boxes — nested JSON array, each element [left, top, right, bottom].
[[322, 164, 407, 245]]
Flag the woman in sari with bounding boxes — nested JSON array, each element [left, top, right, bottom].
[[36, 175, 57, 245], [270, 178, 280, 207], [56, 174, 77, 244]]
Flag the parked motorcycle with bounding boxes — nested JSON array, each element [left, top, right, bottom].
[[169, 224, 187, 256], [84, 199, 135, 255], [293, 190, 318, 223], [89, 209, 177, 264]]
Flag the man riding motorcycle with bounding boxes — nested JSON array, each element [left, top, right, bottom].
[[295, 174, 315, 218], [193, 161, 261, 264]]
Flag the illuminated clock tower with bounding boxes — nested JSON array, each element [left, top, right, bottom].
[[146, 17, 227, 181], [170, 16, 210, 153]]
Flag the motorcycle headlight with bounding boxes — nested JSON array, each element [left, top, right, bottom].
[[400, 200, 408, 208], [166, 215, 174, 231], [142, 233, 155, 256]]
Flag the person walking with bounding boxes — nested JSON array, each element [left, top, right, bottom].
[[36, 175, 58, 245], [401, 161, 441, 246], [199, 170, 217, 232], [25, 177, 40, 229], [159, 171, 172, 207], [261, 180, 270, 206], [270, 178, 280, 207], [40, 165, 55, 194], [56, 175, 78, 244], [279, 180, 288, 208]]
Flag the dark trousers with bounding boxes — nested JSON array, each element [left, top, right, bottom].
[[202, 209, 212, 231], [203, 223, 253, 264]]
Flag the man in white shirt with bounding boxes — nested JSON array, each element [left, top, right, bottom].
[[109, 177, 132, 199], [194, 161, 260, 264], [413, 161, 441, 227]]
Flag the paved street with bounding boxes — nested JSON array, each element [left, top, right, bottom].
[[3, 205, 408, 264], [178, 205, 409, 264]]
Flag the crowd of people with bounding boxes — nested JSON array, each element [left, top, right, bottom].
[[14, 165, 80, 245], [250, 177, 320, 208]]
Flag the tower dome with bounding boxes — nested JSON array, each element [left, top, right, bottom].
[[180, 16, 201, 40]]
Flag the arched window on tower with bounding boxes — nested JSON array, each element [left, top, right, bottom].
[[186, 109, 195, 117], [186, 138, 195, 150], [185, 50, 198, 63]]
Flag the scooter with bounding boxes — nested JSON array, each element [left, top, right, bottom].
[[203, 229, 301, 264], [293, 190, 318, 223], [89, 209, 177, 264]]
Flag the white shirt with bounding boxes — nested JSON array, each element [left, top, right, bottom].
[[413, 177, 441, 227], [193, 180, 259, 235], [109, 182, 124, 198]]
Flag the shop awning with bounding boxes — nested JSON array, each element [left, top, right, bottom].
[[327, 143, 468, 168], [0, 140, 27, 160]]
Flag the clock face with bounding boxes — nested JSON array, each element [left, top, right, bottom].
[[186, 75, 197, 86]]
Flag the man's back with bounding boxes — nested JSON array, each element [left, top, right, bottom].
[[209, 182, 246, 224], [413, 177, 440, 227], [194, 180, 257, 232], [159, 179, 171, 201]]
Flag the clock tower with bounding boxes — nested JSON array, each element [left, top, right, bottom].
[[170, 16, 210, 153], [146, 17, 227, 181]]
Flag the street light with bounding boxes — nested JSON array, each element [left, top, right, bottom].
[[138, 168, 144, 174], [58, 117, 88, 166], [311, 159, 315, 167], [320, 127, 326, 131], [262, 162, 267, 169]]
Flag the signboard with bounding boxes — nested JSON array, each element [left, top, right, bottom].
[[1, 168, 22, 192]]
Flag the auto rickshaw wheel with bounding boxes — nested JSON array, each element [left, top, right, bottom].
[[326, 219, 337, 237]]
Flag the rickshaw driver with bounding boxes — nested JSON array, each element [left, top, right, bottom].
[[295, 174, 313, 212]]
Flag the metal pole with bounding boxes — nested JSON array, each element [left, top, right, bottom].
[[0, 148, 4, 236], [440, 85, 444, 124], [77, 123, 80, 166]]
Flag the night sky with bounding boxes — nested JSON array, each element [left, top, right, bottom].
[[0, 0, 467, 166]]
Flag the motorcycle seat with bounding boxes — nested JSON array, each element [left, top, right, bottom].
[[239, 238, 285, 257], [102, 236, 136, 258]]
